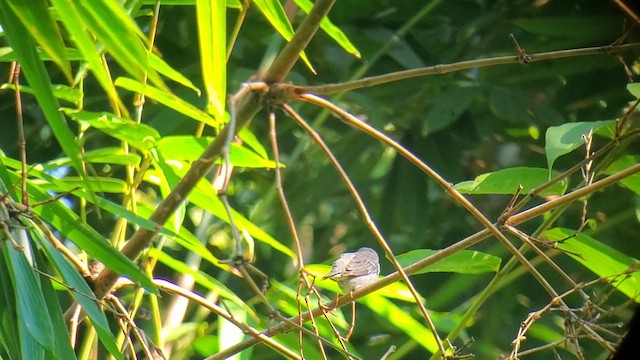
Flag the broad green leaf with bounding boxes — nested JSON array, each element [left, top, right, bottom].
[[156, 136, 278, 168], [253, 0, 315, 73], [28, 222, 118, 359], [196, 0, 226, 121], [395, 249, 502, 275], [455, 167, 568, 196], [628, 83, 640, 98], [292, 0, 360, 58], [545, 120, 615, 171], [603, 156, 640, 195], [18, 317, 44, 360], [6, 0, 71, 80], [3, 243, 54, 351], [546, 228, 640, 301], [115, 77, 218, 127], [63, 109, 160, 152], [150, 149, 187, 233]]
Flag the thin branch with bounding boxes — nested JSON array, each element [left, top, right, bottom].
[[302, 42, 640, 95]]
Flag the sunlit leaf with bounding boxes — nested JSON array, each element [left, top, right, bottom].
[[546, 228, 640, 301], [545, 120, 615, 171], [455, 167, 568, 196]]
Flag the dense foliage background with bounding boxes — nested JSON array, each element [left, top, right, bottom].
[[0, 0, 639, 359]]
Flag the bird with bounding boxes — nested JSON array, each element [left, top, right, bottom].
[[323, 247, 380, 293]]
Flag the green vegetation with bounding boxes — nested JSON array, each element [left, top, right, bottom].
[[0, 1, 639, 359]]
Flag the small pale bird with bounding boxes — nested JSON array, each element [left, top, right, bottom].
[[323, 247, 380, 293]]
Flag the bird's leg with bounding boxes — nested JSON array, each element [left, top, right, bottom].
[[319, 291, 340, 312], [342, 291, 357, 342]]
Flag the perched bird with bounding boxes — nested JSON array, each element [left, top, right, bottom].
[[323, 247, 380, 293]]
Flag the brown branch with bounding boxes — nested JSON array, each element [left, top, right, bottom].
[[302, 42, 640, 95]]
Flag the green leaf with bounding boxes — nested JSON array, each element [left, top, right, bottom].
[[115, 77, 218, 127], [74, 0, 165, 89], [27, 220, 123, 359], [603, 156, 640, 195], [238, 128, 269, 160], [149, 52, 201, 95], [33, 250, 77, 360], [43, 147, 141, 169], [395, 249, 502, 275], [63, 109, 160, 152], [3, 171, 155, 293], [546, 228, 640, 301], [628, 83, 640, 98], [49, 0, 125, 110], [35, 176, 127, 194], [455, 167, 568, 196], [6, 0, 71, 80], [156, 136, 278, 168], [196, 0, 226, 121], [0, 83, 81, 104], [140, 0, 242, 9], [3, 242, 54, 351], [0, 156, 178, 243], [0, 2, 96, 201], [362, 295, 439, 353], [151, 249, 257, 319], [291, 0, 360, 58], [253, 0, 315, 73], [545, 120, 615, 171]]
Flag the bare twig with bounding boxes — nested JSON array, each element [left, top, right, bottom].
[[302, 42, 640, 95]]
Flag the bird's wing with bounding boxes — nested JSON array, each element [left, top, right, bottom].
[[343, 252, 378, 277], [323, 253, 353, 279]]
